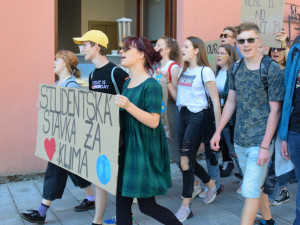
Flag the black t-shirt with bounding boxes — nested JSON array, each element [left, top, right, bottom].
[[89, 62, 129, 94], [289, 70, 300, 132]]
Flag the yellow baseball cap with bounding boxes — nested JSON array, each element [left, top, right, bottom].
[[73, 30, 109, 48]]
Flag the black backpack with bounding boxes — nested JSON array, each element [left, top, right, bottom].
[[230, 56, 275, 99]]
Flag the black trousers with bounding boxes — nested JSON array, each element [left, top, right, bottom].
[[179, 107, 211, 198], [116, 191, 182, 225], [43, 162, 91, 201]]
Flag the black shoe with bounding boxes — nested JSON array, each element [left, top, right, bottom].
[[216, 184, 224, 195], [20, 210, 46, 223], [74, 199, 95, 212], [234, 172, 243, 180], [272, 189, 290, 206], [220, 161, 234, 177]]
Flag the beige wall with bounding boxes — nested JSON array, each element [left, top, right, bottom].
[[0, 0, 55, 175], [81, 0, 126, 34]]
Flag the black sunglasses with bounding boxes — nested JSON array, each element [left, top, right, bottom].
[[236, 37, 260, 45], [271, 48, 286, 52], [220, 33, 233, 38]]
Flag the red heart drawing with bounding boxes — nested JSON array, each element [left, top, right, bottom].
[[44, 138, 56, 161]]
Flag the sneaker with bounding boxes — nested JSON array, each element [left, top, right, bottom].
[[198, 187, 208, 198], [103, 214, 136, 225], [74, 199, 95, 212], [203, 188, 217, 204], [236, 181, 242, 195], [175, 205, 193, 222], [256, 211, 262, 219], [181, 185, 202, 199], [220, 161, 234, 177], [234, 172, 243, 180], [236, 187, 242, 195], [20, 210, 46, 223], [260, 219, 276, 225], [272, 189, 290, 206], [216, 184, 224, 195]]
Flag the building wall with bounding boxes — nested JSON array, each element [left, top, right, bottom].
[[177, 0, 300, 46], [0, 0, 55, 175]]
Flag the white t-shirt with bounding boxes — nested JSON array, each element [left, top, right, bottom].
[[161, 60, 181, 78], [216, 69, 227, 93], [177, 66, 215, 113]]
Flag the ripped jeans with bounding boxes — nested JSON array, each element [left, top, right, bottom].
[[179, 107, 211, 198]]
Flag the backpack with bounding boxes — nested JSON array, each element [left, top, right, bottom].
[[230, 56, 275, 99]]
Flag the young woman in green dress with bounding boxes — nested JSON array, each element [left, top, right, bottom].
[[114, 37, 182, 225]]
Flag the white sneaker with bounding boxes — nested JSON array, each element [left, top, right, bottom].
[[236, 181, 242, 195], [175, 205, 193, 222], [198, 187, 208, 198], [203, 188, 217, 204], [181, 185, 202, 199]]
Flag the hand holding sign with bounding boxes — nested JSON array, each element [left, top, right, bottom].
[[115, 94, 131, 110]]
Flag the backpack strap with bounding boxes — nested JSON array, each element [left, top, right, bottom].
[[65, 77, 77, 87], [200, 66, 212, 107], [111, 66, 120, 94], [230, 58, 244, 85], [260, 56, 275, 100], [66, 81, 77, 87], [231, 57, 274, 100], [167, 62, 180, 83]]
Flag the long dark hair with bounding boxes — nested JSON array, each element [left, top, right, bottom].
[[124, 37, 162, 74], [216, 44, 240, 71], [179, 36, 211, 81]]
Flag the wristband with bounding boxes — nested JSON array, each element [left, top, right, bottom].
[[260, 146, 269, 150], [167, 81, 171, 84]]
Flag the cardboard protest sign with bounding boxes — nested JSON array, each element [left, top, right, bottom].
[[205, 39, 221, 72], [241, 0, 285, 47], [36, 84, 120, 195]]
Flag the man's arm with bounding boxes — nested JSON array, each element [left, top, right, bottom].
[[210, 89, 237, 151], [257, 101, 282, 166]]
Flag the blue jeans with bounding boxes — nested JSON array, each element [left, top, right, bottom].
[[287, 131, 300, 225], [204, 143, 220, 188]]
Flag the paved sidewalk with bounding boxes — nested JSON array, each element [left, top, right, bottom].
[[0, 161, 297, 225]]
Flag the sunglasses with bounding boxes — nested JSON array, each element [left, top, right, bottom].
[[220, 33, 233, 38], [236, 37, 260, 45], [271, 48, 286, 52]]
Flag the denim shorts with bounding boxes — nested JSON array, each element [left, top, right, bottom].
[[234, 142, 274, 198]]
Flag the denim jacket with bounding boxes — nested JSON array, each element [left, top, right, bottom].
[[279, 43, 300, 141]]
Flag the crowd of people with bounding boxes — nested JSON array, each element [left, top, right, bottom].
[[19, 21, 300, 225]]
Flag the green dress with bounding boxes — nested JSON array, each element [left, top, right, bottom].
[[118, 77, 172, 198]]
